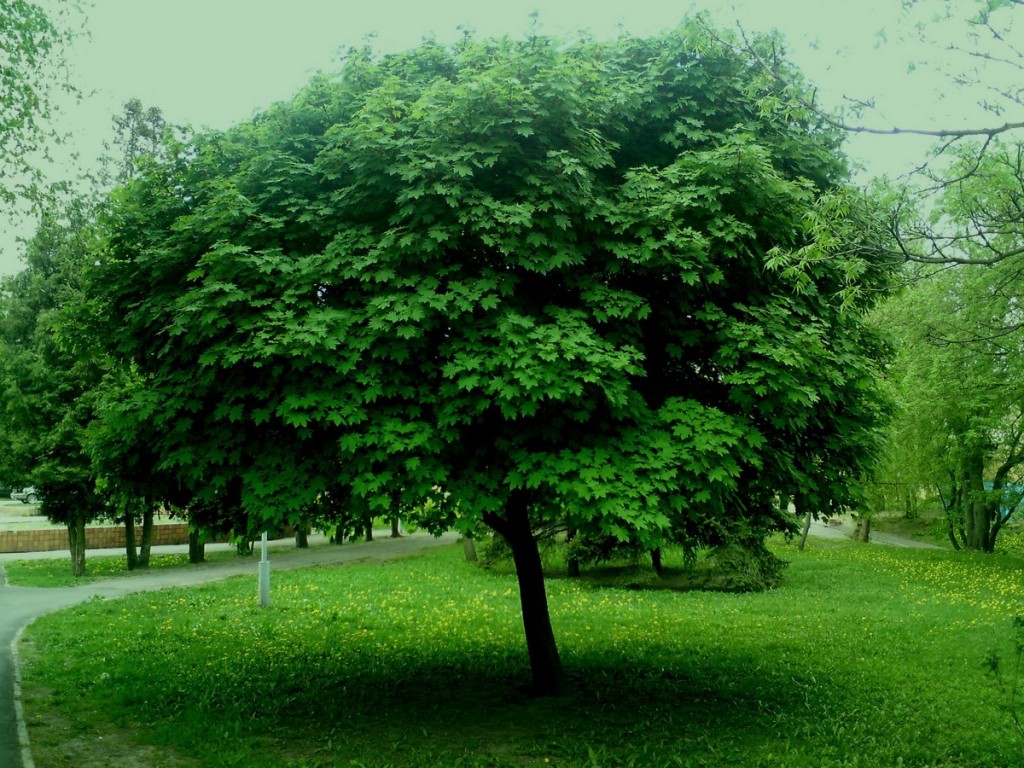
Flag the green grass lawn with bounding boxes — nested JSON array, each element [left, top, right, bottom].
[[2, 549, 248, 587], [17, 538, 1024, 767]]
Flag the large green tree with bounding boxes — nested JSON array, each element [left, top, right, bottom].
[[93, 24, 894, 694]]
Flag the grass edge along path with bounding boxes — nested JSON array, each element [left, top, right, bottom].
[[17, 538, 1024, 768]]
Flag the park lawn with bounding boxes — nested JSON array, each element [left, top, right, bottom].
[[2, 549, 249, 587], [17, 539, 1024, 768]]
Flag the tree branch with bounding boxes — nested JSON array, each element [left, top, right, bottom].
[[716, 21, 1024, 141]]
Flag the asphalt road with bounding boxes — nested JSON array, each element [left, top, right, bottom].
[[0, 530, 457, 768], [807, 518, 941, 549]]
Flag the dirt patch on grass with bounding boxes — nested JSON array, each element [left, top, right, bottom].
[[22, 685, 198, 768], [23, 704, 197, 768]]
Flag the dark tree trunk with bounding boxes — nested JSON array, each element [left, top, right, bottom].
[[651, 548, 663, 575], [124, 511, 138, 570], [954, 450, 1014, 552], [947, 517, 963, 551], [938, 479, 966, 550], [963, 451, 988, 551], [983, 467, 1017, 553], [295, 521, 309, 549], [485, 492, 563, 697], [364, 515, 374, 542], [188, 526, 205, 564], [463, 533, 478, 562], [903, 491, 917, 520], [991, 509, 1012, 553], [67, 519, 86, 577], [852, 516, 871, 542], [565, 527, 580, 578], [794, 505, 811, 552], [138, 506, 154, 567], [391, 515, 402, 538]]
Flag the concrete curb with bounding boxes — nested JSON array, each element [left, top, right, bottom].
[[11, 623, 34, 768]]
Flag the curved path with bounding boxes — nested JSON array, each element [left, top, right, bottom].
[[807, 518, 941, 549], [0, 531, 457, 768]]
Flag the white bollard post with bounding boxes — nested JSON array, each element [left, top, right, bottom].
[[258, 531, 270, 607]]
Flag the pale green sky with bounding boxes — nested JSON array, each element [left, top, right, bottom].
[[0, 0, 1003, 276]]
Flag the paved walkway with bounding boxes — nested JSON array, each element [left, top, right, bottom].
[[0, 530, 457, 768], [806, 518, 941, 549]]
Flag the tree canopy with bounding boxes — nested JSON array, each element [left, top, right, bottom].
[[869, 244, 1024, 551], [0, 190, 107, 575], [92, 22, 896, 693], [0, 99, 170, 576]]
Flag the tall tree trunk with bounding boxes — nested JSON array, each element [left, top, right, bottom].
[[979, 497, 1000, 553], [852, 515, 871, 542], [947, 516, 963, 551], [485, 492, 563, 696], [797, 498, 812, 552], [124, 510, 138, 570], [990, 506, 1012, 553], [364, 514, 374, 542], [67, 519, 86, 577], [463, 533, 478, 562], [188, 526, 205, 564], [295, 520, 309, 549], [138, 505, 154, 567], [651, 548, 663, 575], [391, 515, 402, 538], [938, 479, 965, 550], [963, 450, 989, 551], [565, 527, 580, 578]]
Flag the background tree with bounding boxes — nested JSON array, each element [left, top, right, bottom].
[[869, 254, 1024, 551], [93, 23, 895, 694], [730, 2, 1024, 553], [0, 0, 81, 208], [723, 1, 1023, 270], [0, 191, 106, 576], [0, 98, 169, 576], [108, 98, 166, 183], [79, 99, 171, 569]]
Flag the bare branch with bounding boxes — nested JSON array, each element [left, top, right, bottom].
[[716, 19, 1024, 141], [801, 100, 1022, 140], [947, 43, 1024, 70]]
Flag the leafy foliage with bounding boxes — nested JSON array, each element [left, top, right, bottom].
[[0, 191, 108, 574], [868, 138, 1024, 550], [92, 23, 896, 687], [96, 24, 890, 532], [869, 254, 1024, 551]]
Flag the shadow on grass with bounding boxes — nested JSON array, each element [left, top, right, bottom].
[[26, 543, 1018, 767], [143, 649, 849, 767]]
